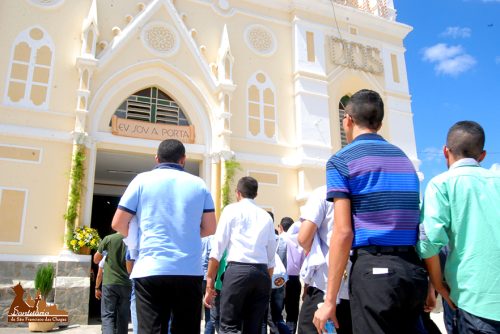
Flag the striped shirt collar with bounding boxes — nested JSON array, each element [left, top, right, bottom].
[[352, 133, 385, 143]]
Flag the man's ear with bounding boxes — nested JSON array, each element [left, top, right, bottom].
[[155, 155, 160, 164], [477, 150, 486, 163], [179, 155, 186, 166], [443, 145, 450, 160]]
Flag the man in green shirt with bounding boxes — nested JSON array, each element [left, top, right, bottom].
[[417, 121, 500, 333], [94, 232, 131, 334]]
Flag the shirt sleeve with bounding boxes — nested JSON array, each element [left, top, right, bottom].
[[326, 155, 350, 201], [97, 236, 108, 254], [267, 221, 277, 269], [300, 191, 325, 228], [118, 175, 141, 215], [210, 206, 232, 261], [203, 189, 215, 213], [417, 179, 450, 259]]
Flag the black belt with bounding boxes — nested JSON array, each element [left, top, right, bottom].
[[227, 261, 267, 270], [354, 245, 415, 255]]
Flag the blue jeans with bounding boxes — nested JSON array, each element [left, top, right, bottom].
[[130, 280, 137, 334], [202, 280, 215, 334], [210, 290, 221, 332], [457, 308, 500, 334], [443, 298, 457, 334], [101, 284, 131, 334]]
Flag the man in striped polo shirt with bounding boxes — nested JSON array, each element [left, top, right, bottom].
[[314, 89, 427, 334]]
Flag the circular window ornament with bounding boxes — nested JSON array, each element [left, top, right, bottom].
[[244, 25, 277, 56], [28, 0, 65, 8], [141, 21, 180, 57]]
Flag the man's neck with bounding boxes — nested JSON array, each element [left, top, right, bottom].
[[352, 128, 378, 141]]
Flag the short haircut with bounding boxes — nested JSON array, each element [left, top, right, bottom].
[[237, 176, 258, 199], [446, 121, 485, 159], [267, 211, 275, 222], [347, 89, 384, 130], [280, 217, 294, 232], [157, 139, 185, 163]]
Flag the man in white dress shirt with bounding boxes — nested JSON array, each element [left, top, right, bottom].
[[204, 176, 276, 334], [297, 186, 352, 334]]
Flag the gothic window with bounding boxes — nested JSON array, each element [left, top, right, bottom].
[[247, 72, 276, 140], [339, 95, 350, 148], [113, 87, 190, 126], [5, 27, 54, 109]]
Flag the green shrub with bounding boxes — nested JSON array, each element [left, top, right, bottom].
[[34, 263, 55, 300]]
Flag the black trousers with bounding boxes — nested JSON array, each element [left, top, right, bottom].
[[349, 248, 428, 334], [285, 275, 301, 325], [220, 262, 271, 334], [297, 286, 352, 334], [134, 275, 202, 334]]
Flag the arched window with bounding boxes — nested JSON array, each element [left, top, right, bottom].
[[5, 26, 54, 109], [113, 87, 190, 125], [247, 72, 276, 140], [339, 95, 350, 148]]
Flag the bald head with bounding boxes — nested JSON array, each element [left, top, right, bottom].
[[446, 121, 485, 160]]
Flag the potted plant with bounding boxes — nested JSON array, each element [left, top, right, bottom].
[[29, 263, 56, 332], [68, 226, 101, 254]]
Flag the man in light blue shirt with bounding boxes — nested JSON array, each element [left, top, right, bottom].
[[112, 139, 216, 334], [417, 121, 500, 333]]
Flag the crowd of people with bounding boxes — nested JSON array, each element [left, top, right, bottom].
[[93, 89, 500, 334]]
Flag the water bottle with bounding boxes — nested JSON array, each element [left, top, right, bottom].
[[317, 302, 337, 333], [324, 320, 336, 334]]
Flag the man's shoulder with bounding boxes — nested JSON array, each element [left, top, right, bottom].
[[105, 233, 124, 244]]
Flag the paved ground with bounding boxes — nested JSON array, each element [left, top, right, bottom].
[[1, 312, 447, 333]]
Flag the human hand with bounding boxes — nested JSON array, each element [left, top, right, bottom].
[[95, 289, 102, 300], [313, 300, 337, 334], [203, 286, 217, 308], [424, 287, 436, 312], [435, 281, 456, 310]]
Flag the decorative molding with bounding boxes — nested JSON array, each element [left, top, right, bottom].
[[27, 0, 65, 9], [327, 36, 384, 74], [97, 0, 218, 92], [0, 144, 43, 164], [0, 187, 28, 245], [247, 169, 280, 186], [244, 24, 277, 56], [210, 0, 236, 17], [4, 26, 55, 111], [0, 124, 72, 143], [141, 21, 180, 57]]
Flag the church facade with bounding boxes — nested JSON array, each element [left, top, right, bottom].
[[0, 0, 420, 325]]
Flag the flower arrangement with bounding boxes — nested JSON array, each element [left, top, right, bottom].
[[68, 226, 101, 253]]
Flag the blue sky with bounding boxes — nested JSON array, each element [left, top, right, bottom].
[[395, 0, 500, 188]]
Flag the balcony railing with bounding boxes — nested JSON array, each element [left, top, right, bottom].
[[332, 0, 396, 21]]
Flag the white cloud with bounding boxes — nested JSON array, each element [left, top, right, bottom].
[[422, 43, 477, 76], [421, 147, 443, 162], [491, 163, 500, 171], [422, 44, 463, 62], [435, 54, 477, 76], [440, 26, 471, 39]]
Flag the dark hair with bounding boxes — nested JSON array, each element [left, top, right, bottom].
[[346, 89, 384, 130], [267, 211, 275, 222], [280, 217, 294, 232], [237, 176, 258, 199], [157, 139, 185, 163], [446, 121, 485, 160]]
